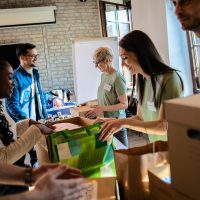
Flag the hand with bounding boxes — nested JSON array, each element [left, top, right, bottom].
[[45, 121, 56, 130], [85, 105, 104, 119], [32, 166, 84, 200], [34, 124, 54, 135], [99, 118, 124, 142], [94, 117, 115, 124], [31, 164, 83, 184], [30, 120, 55, 132], [29, 119, 40, 126]]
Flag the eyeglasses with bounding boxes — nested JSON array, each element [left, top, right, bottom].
[[93, 59, 104, 67], [25, 54, 39, 59]]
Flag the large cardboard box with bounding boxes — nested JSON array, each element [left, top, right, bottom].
[[148, 164, 192, 200], [36, 117, 96, 165], [164, 94, 200, 200]]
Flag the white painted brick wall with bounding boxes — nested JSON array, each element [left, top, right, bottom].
[[0, 0, 101, 92]]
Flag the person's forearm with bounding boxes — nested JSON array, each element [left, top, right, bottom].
[[0, 125, 42, 164], [119, 117, 168, 135], [102, 102, 128, 112], [0, 190, 41, 200], [0, 164, 26, 185], [16, 119, 30, 136]]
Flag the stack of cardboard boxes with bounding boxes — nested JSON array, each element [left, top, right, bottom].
[[148, 94, 200, 200]]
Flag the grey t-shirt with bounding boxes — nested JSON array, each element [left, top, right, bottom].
[[97, 71, 126, 118]]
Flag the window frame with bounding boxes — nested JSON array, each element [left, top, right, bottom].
[[99, 1, 132, 38], [187, 31, 200, 93], [99, 1, 133, 93]]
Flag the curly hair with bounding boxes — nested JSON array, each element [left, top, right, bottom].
[[93, 46, 114, 62], [0, 101, 14, 146]]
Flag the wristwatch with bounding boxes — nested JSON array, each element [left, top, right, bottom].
[[24, 167, 32, 186]]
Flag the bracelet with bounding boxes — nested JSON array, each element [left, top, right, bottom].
[[24, 167, 32, 186]]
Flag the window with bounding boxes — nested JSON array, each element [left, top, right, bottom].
[[99, 1, 132, 38], [188, 32, 200, 92], [99, 1, 133, 93]]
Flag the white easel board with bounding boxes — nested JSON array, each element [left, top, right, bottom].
[[72, 37, 120, 104]]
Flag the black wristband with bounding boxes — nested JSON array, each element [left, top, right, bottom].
[[24, 167, 32, 186]]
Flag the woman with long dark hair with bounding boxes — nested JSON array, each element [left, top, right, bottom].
[[99, 30, 184, 143]]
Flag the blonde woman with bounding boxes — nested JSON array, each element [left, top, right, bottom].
[[85, 47, 128, 147]]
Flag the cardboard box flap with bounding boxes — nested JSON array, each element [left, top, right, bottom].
[[70, 106, 93, 117], [70, 105, 93, 112], [165, 94, 200, 107], [70, 105, 103, 117], [148, 164, 170, 180], [115, 141, 168, 155], [164, 94, 200, 129], [50, 116, 96, 128]]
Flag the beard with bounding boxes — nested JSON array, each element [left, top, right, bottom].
[[181, 16, 200, 32]]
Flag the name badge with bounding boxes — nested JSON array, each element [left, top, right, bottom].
[[147, 101, 157, 112], [104, 83, 112, 92]]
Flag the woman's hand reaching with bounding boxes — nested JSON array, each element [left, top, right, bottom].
[[34, 123, 54, 135], [29, 119, 55, 135], [84, 105, 104, 119], [99, 118, 124, 142]]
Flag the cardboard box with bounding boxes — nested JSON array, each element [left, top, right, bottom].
[[50, 116, 96, 128], [36, 117, 96, 165], [79, 179, 98, 200], [148, 164, 192, 200], [80, 177, 116, 200], [88, 177, 117, 200], [70, 106, 94, 117], [164, 94, 200, 200], [70, 105, 104, 118]]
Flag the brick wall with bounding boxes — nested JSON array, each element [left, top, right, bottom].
[[0, 0, 101, 92]]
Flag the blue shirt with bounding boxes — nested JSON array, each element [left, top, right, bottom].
[[6, 65, 47, 122]]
